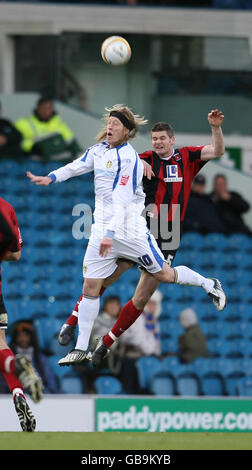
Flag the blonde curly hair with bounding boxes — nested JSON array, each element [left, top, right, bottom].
[[96, 104, 148, 143]]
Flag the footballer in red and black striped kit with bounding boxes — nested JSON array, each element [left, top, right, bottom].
[[0, 197, 43, 431], [140, 122, 208, 263]]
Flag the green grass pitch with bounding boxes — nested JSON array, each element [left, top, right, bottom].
[[0, 432, 252, 450]]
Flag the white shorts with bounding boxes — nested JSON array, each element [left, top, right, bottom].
[[82, 231, 165, 279]]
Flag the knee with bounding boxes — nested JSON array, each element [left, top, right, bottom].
[[83, 279, 101, 297], [155, 266, 175, 284]]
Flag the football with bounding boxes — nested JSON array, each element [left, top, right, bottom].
[[101, 36, 131, 66]]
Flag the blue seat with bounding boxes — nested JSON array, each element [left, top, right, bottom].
[[239, 358, 252, 376], [136, 356, 163, 390], [225, 373, 245, 396], [208, 338, 231, 358], [159, 320, 171, 338], [61, 377, 83, 394], [34, 318, 60, 349], [180, 232, 204, 251], [203, 233, 227, 251], [201, 373, 224, 396], [150, 373, 175, 396], [211, 357, 236, 377], [176, 373, 200, 396], [237, 377, 252, 396], [162, 356, 181, 375], [95, 376, 122, 395], [189, 358, 212, 377]]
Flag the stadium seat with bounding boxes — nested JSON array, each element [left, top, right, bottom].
[[61, 377, 83, 394], [239, 358, 252, 376], [180, 232, 204, 251], [176, 373, 200, 396], [150, 373, 175, 396], [237, 377, 252, 396], [162, 356, 187, 378], [94, 376, 123, 395], [159, 320, 171, 338], [203, 233, 227, 251], [201, 373, 224, 396], [136, 356, 163, 390], [225, 373, 245, 396], [34, 318, 60, 350], [211, 357, 236, 377]]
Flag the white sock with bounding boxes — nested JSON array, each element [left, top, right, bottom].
[[174, 265, 214, 293], [12, 387, 24, 398], [75, 295, 100, 351]]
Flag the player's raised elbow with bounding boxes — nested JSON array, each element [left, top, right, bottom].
[[214, 145, 225, 158]]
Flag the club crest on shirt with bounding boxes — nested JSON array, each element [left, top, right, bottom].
[[106, 160, 112, 168], [164, 164, 183, 182], [174, 153, 182, 162], [83, 265, 87, 275]]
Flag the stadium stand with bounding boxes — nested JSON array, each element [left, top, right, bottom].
[[1, 159, 252, 396]]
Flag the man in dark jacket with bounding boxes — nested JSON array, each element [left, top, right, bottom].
[[0, 101, 22, 158], [210, 174, 251, 235], [178, 308, 208, 363], [183, 174, 227, 234]]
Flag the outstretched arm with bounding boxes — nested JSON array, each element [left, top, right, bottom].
[[26, 171, 53, 186], [201, 109, 225, 161], [26, 148, 95, 186]]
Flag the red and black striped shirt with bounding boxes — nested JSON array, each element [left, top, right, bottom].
[[140, 146, 206, 222], [0, 198, 22, 294]]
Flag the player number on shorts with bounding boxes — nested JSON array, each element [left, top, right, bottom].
[[138, 254, 153, 266], [166, 254, 174, 267]]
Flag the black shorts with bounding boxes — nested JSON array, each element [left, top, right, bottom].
[[0, 294, 7, 329], [146, 215, 180, 267]]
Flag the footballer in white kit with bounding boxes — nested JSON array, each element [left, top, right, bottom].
[[48, 140, 165, 278]]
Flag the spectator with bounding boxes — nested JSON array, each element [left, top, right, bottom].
[[210, 174, 252, 235], [178, 308, 208, 363], [15, 96, 82, 161], [183, 174, 227, 234], [0, 101, 23, 158], [10, 321, 59, 393], [87, 292, 162, 394]]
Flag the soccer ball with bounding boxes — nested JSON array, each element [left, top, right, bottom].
[[101, 36, 131, 66]]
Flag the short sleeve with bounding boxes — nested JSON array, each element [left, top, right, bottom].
[[181, 146, 207, 177]]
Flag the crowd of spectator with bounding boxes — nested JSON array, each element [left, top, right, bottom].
[[184, 173, 251, 236]]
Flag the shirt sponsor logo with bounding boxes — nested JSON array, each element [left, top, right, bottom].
[[164, 165, 183, 182], [120, 175, 130, 186]]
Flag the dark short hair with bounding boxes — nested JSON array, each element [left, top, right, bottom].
[[214, 173, 226, 182], [36, 95, 53, 107], [102, 295, 121, 310], [151, 122, 174, 137]]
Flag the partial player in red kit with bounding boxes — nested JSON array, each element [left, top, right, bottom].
[[0, 198, 43, 431], [57, 110, 227, 367]]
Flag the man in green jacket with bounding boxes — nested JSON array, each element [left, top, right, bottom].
[[178, 308, 208, 363], [15, 96, 82, 161]]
